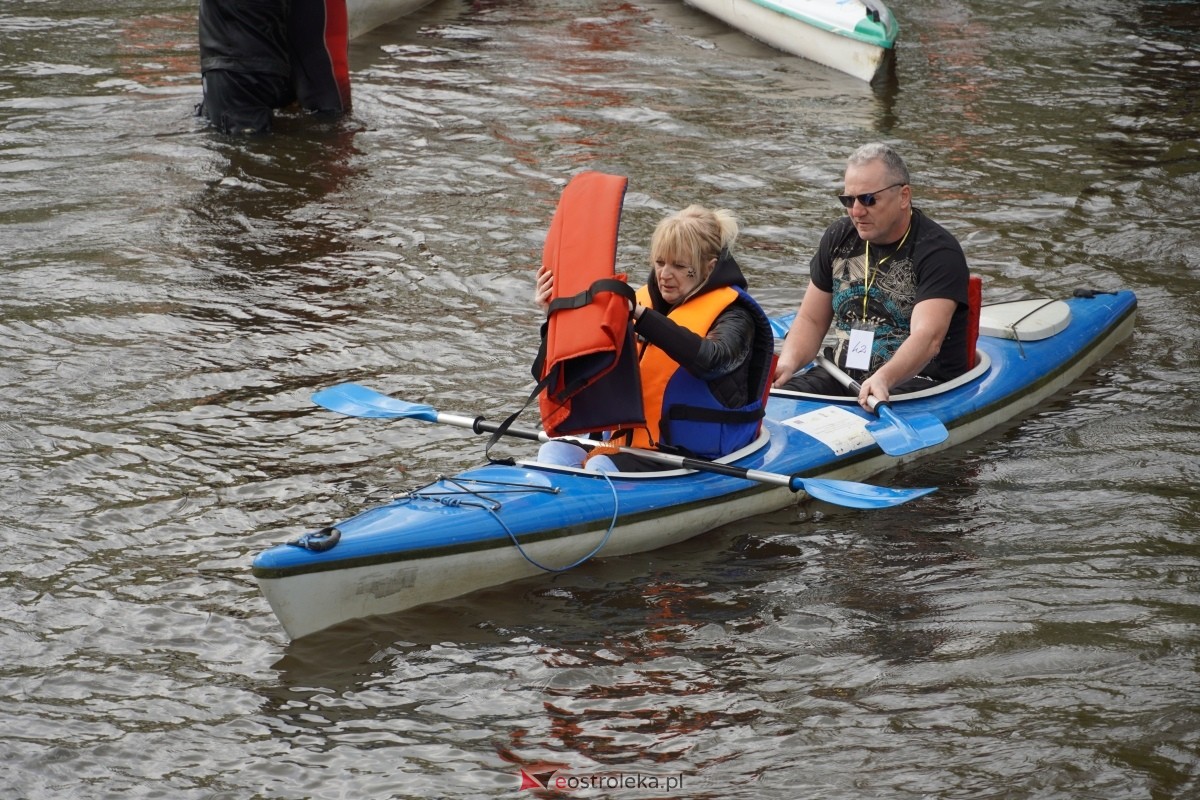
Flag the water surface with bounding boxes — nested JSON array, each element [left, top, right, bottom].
[[1, 0, 1197, 797]]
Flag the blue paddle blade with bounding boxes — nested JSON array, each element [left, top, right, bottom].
[[769, 312, 796, 339], [796, 477, 935, 508], [866, 404, 949, 456], [312, 383, 439, 422]]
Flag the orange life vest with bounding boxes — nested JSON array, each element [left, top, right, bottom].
[[534, 171, 643, 437], [623, 284, 770, 459]]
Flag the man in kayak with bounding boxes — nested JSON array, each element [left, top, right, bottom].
[[535, 205, 775, 472], [773, 142, 970, 409], [196, 0, 350, 135]]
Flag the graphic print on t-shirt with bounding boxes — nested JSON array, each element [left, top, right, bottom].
[[830, 251, 916, 374]]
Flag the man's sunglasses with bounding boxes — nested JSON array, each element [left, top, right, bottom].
[[837, 182, 906, 209]]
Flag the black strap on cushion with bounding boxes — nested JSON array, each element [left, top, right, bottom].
[[546, 278, 636, 315]]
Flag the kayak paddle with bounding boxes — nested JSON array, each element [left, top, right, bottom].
[[816, 355, 949, 456], [311, 382, 935, 509]]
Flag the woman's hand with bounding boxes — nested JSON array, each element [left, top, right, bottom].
[[534, 264, 553, 310]]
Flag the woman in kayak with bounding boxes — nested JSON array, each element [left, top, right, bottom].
[[534, 204, 774, 472]]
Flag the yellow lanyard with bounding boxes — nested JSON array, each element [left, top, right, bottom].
[[862, 214, 912, 320]]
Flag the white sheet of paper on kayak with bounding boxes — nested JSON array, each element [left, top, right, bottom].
[[782, 406, 876, 456]]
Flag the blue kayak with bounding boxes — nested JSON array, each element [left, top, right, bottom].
[[252, 289, 1136, 640]]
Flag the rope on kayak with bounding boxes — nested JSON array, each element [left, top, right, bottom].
[[1003, 298, 1062, 360], [394, 474, 620, 572], [492, 468, 621, 573], [406, 476, 559, 511]]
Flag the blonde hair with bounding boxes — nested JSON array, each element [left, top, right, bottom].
[[649, 205, 739, 284]]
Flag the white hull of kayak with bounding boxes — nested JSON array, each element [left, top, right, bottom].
[[682, 0, 898, 82], [259, 472, 805, 640], [347, 0, 438, 39]]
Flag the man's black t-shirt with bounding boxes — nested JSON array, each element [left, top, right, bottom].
[[809, 208, 970, 381]]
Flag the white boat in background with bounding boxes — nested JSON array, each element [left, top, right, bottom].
[[682, 0, 899, 82], [347, 0, 439, 40]]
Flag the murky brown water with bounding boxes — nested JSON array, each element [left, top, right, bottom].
[[2, 0, 1197, 797]]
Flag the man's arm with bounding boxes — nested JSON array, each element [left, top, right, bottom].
[[773, 282, 834, 387], [857, 297, 956, 405]]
